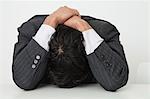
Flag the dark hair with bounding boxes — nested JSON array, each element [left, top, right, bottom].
[[47, 24, 92, 88]]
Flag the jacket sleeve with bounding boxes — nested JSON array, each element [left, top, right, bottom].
[[12, 20, 49, 90], [86, 23, 129, 91]]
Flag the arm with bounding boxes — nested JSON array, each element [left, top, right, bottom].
[[64, 16, 129, 91], [83, 28, 129, 91], [12, 21, 55, 90], [12, 6, 80, 90]]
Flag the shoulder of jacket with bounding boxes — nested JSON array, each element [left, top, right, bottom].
[[82, 15, 119, 41], [83, 15, 116, 30], [28, 15, 48, 22], [17, 15, 48, 38]]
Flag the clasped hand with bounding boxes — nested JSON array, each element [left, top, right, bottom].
[[43, 6, 92, 32]]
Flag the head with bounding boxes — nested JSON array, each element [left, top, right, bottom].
[[47, 24, 91, 88]]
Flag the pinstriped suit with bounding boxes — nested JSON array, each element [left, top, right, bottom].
[[12, 15, 129, 91]]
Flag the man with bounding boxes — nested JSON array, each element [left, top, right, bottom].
[[12, 6, 129, 91]]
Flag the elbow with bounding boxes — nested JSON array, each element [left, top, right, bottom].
[[12, 74, 37, 91], [21, 84, 36, 91], [103, 78, 128, 92], [12, 63, 38, 91], [102, 83, 119, 92], [103, 80, 128, 92], [103, 66, 129, 92], [20, 85, 36, 91], [13, 78, 36, 91]]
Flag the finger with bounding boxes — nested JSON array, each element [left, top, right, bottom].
[[63, 6, 68, 8], [63, 6, 80, 18], [74, 9, 80, 16], [64, 6, 80, 16], [71, 9, 80, 16], [64, 6, 72, 9]]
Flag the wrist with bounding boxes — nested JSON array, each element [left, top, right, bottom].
[[76, 21, 92, 32], [43, 16, 58, 28]]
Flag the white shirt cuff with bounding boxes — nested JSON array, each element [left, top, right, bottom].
[[82, 29, 103, 55], [32, 24, 55, 52]]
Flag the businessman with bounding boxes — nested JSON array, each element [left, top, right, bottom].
[[12, 6, 129, 91]]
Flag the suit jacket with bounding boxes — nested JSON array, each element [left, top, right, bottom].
[[12, 15, 129, 91]]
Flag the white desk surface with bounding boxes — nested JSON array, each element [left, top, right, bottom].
[[0, 83, 149, 99]]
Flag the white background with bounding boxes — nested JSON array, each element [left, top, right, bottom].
[[0, 0, 150, 99]]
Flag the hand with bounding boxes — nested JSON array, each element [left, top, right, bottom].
[[64, 16, 92, 32], [43, 6, 80, 28]]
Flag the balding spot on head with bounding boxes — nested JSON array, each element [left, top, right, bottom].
[[57, 46, 64, 55]]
